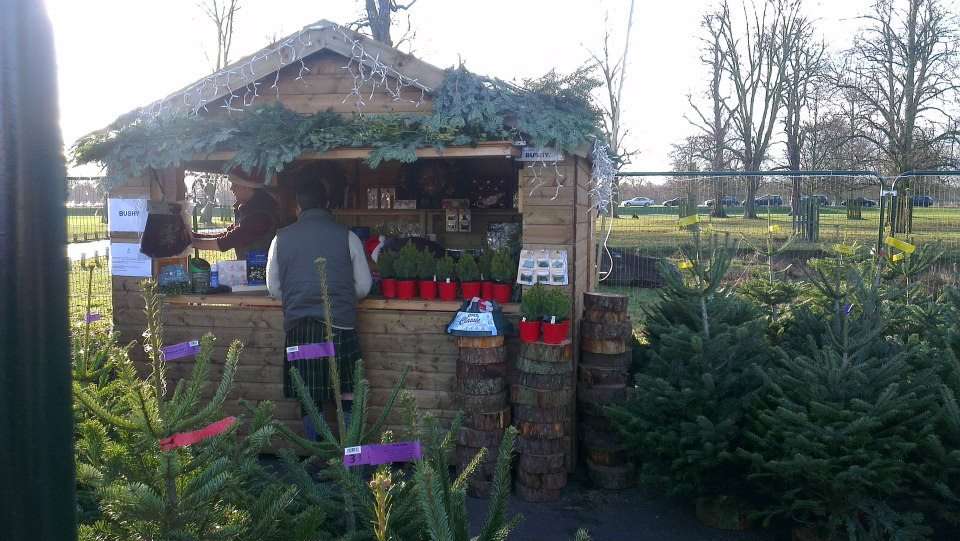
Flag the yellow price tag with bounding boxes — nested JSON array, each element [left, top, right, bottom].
[[677, 214, 700, 228], [679, 261, 694, 270], [892, 253, 905, 262], [884, 237, 916, 254], [768, 225, 782, 233]]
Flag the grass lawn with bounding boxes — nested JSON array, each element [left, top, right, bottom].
[[68, 257, 112, 322], [67, 214, 107, 242]]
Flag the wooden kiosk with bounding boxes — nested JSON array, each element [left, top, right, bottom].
[[94, 21, 599, 452]]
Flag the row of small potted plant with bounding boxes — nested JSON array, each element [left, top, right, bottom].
[[518, 284, 571, 344], [378, 244, 517, 304]]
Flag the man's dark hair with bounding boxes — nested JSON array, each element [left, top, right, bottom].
[[296, 180, 328, 211]]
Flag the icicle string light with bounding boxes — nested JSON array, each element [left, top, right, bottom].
[[590, 139, 616, 214]]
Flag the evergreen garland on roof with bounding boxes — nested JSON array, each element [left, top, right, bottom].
[[73, 65, 602, 184]]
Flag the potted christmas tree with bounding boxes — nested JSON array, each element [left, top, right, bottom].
[[417, 248, 437, 300], [519, 284, 546, 343], [489, 249, 515, 304], [456, 253, 482, 299], [541, 287, 571, 344], [394, 243, 419, 300], [436, 254, 457, 301], [478, 250, 495, 300], [378, 250, 397, 299]]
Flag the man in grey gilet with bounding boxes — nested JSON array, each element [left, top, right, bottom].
[[266, 181, 371, 434]]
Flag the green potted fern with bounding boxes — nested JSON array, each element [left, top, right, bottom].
[[394, 243, 419, 300], [519, 284, 546, 343], [436, 255, 457, 301], [541, 287, 571, 344], [378, 250, 397, 298], [416, 248, 437, 300], [478, 250, 495, 300], [456, 253, 482, 299], [489, 249, 515, 304]]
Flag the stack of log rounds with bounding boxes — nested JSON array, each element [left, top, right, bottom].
[[456, 335, 509, 498], [510, 340, 573, 502], [578, 292, 634, 490]]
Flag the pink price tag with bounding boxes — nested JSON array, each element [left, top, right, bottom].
[[343, 441, 423, 467], [286, 342, 336, 361], [162, 340, 201, 361], [159, 416, 237, 451]]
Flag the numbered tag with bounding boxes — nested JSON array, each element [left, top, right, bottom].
[[677, 214, 700, 228], [286, 342, 336, 361], [343, 441, 423, 468], [884, 237, 916, 254], [162, 340, 201, 361], [892, 253, 905, 262], [678, 261, 694, 270]]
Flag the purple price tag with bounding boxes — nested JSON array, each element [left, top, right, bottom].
[[83, 313, 102, 323], [343, 441, 423, 467], [286, 342, 336, 361], [162, 340, 201, 361]]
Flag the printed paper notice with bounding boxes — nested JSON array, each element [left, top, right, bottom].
[[108, 198, 148, 233], [110, 242, 152, 277]]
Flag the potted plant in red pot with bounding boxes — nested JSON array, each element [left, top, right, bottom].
[[519, 284, 545, 343], [478, 250, 495, 300], [436, 255, 457, 301], [541, 287, 571, 344], [456, 253, 482, 299], [394, 243, 419, 300], [378, 250, 397, 298], [417, 248, 437, 300], [489, 249, 515, 304]]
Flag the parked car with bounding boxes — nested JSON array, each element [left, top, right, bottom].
[[804, 194, 831, 206], [621, 196, 655, 207], [743, 194, 784, 207], [841, 197, 878, 208], [704, 196, 740, 207], [662, 198, 682, 207], [912, 195, 935, 207]]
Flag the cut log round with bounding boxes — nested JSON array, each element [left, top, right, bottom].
[[457, 426, 504, 448], [514, 480, 563, 502], [577, 385, 627, 405], [517, 452, 566, 474], [580, 351, 631, 370], [459, 376, 506, 396], [463, 408, 511, 431], [578, 365, 629, 387], [458, 346, 506, 365], [510, 385, 574, 408], [578, 425, 622, 448], [461, 392, 508, 411], [457, 336, 504, 349], [580, 320, 633, 341], [515, 420, 569, 439], [515, 357, 573, 375], [457, 362, 507, 380], [516, 468, 568, 490], [514, 371, 572, 391], [583, 308, 631, 324], [586, 461, 635, 490], [577, 411, 614, 433], [519, 342, 574, 363], [583, 292, 629, 313], [580, 337, 627, 354], [516, 435, 569, 455], [512, 404, 570, 423], [582, 445, 629, 466]]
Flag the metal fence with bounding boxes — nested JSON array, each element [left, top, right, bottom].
[[68, 252, 112, 323], [598, 172, 960, 313], [66, 177, 108, 243]]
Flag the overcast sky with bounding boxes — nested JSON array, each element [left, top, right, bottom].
[[47, 0, 932, 175]]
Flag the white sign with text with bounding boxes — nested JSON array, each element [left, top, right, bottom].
[[518, 146, 563, 162], [108, 198, 149, 233], [109, 242, 152, 277]]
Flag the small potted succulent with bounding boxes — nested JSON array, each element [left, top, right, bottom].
[[489, 249, 515, 304], [478, 250, 495, 300], [436, 254, 457, 301], [540, 287, 571, 344], [417, 248, 437, 300], [519, 284, 546, 343], [378, 250, 397, 299], [456, 253, 482, 299], [394, 243, 419, 300]]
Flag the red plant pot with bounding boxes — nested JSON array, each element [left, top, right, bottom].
[[438, 281, 457, 301], [396, 280, 417, 300], [382, 278, 397, 299], [519, 320, 541, 343], [419, 280, 437, 300], [492, 283, 513, 304], [481, 281, 495, 300], [542, 320, 570, 344], [461, 281, 482, 299]]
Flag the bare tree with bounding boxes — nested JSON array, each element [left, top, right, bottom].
[[837, 0, 960, 231], [718, 0, 805, 218], [687, 11, 738, 217], [198, 0, 241, 71], [351, 0, 419, 49]]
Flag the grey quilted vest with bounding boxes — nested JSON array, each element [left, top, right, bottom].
[[275, 209, 356, 331]]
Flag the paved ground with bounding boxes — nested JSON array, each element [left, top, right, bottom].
[[467, 479, 778, 541]]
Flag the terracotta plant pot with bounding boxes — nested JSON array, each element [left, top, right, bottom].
[[438, 281, 457, 301], [492, 283, 513, 304], [419, 280, 437, 300], [481, 281, 495, 300], [541, 320, 570, 344], [381, 278, 397, 299], [396, 280, 417, 300], [461, 281, 482, 300], [519, 320, 541, 343]]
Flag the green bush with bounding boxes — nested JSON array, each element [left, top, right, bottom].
[[477, 250, 494, 281], [490, 249, 515, 284], [416, 248, 436, 281], [540, 287, 571, 322], [456, 253, 480, 282], [520, 284, 546, 321], [378, 251, 396, 279], [395, 243, 419, 281], [436, 255, 456, 282]]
